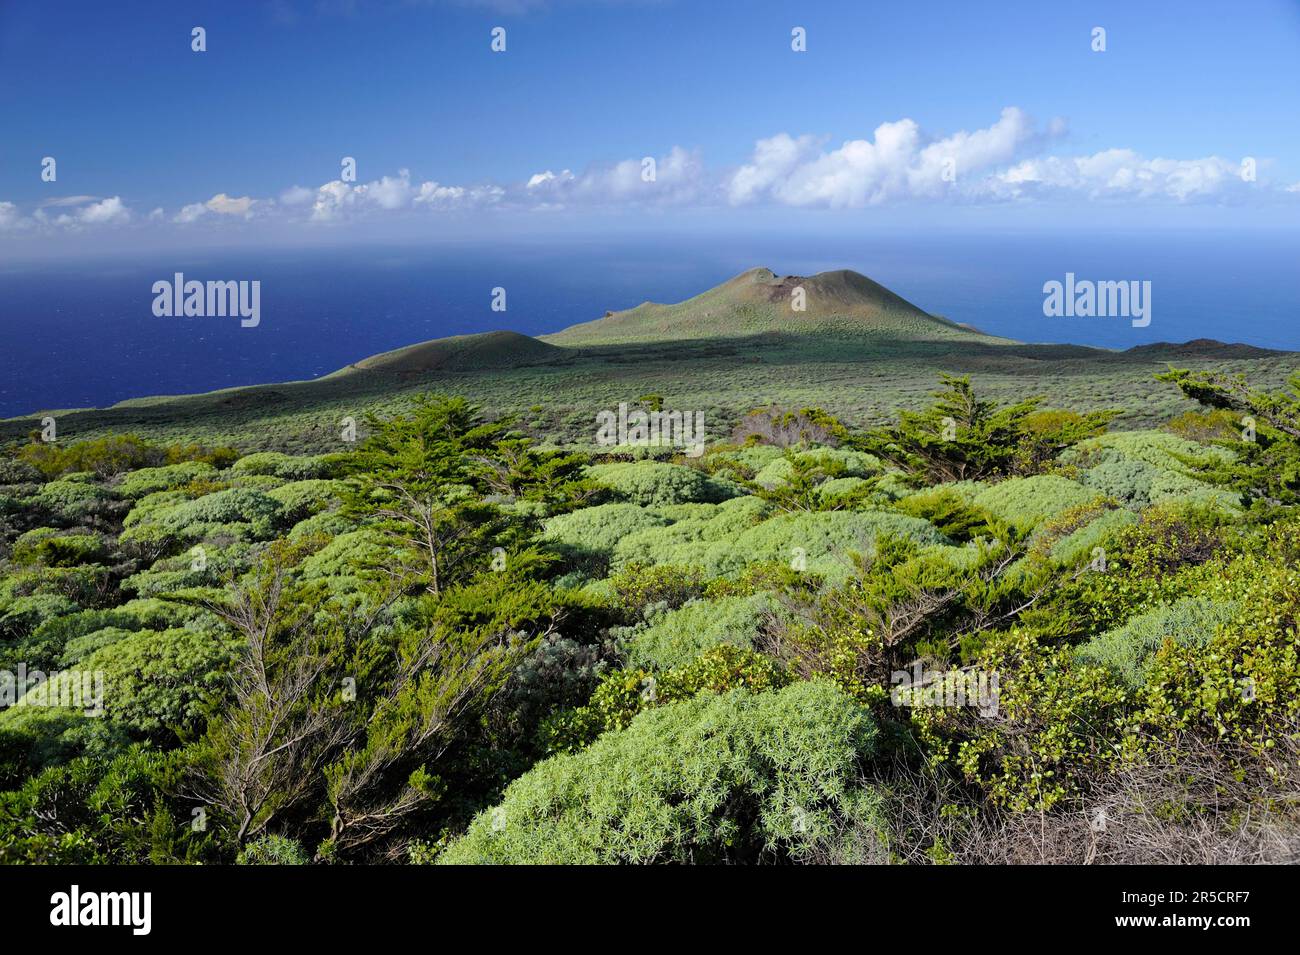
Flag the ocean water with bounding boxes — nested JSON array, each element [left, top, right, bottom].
[[1, 231, 1297, 418]]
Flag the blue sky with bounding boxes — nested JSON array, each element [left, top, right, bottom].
[[2, 0, 1299, 257]]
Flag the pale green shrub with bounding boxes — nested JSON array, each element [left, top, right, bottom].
[[544, 503, 673, 574], [116, 462, 217, 499], [613, 497, 771, 567], [973, 475, 1098, 534], [586, 461, 741, 506], [616, 509, 947, 581], [624, 593, 780, 670], [752, 448, 881, 488], [1076, 596, 1238, 687], [437, 681, 882, 865], [1048, 508, 1138, 566], [265, 479, 341, 524]]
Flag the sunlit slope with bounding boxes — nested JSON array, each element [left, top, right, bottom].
[[542, 267, 1010, 346]]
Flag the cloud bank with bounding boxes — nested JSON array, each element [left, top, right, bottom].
[[2, 108, 1295, 238]]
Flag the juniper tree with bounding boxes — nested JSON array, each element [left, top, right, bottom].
[[1157, 366, 1300, 508], [859, 375, 1113, 484], [342, 395, 525, 595]]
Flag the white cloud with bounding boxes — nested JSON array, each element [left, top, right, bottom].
[[527, 169, 574, 189], [306, 169, 504, 221], [992, 150, 1248, 201], [206, 193, 256, 216], [0, 201, 26, 231], [360, 170, 417, 210], [413, 180, 505, 209], [174, 201, 208, 224], [728, 107, 1050, 207], [39, 195, 101, 208], [173, 193, 261, 223], [5, 106, 1294, 245], [43, 196, 131, 227], [1, 196, 131, 231], [727, 133, 821, 205], [279, 185, 316, 206], [77, 196, 130, 224], [524, 146, 705, 206]]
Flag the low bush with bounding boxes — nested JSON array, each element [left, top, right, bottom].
[[439, 680, 882, 864]]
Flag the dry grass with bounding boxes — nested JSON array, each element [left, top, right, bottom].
[[812, 730, 1300, 865]]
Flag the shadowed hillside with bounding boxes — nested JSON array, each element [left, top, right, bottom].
[[327, 330, 566, 378]]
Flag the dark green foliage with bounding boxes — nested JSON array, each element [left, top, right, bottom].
[[609, 561, 710, 613], [859, 375, 1115, 484], [0, 746, 210, 864], [1156, 366, 1300, 508], [342, 394, 536, 596]]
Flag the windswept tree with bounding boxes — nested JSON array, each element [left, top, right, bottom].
[[1157, 366, 1300, 508], [343, 395, 595, 594], [476, 435, 598, 513], [343, 395, 525, 596], [859, 375, 1114, 484], [199, 541, 553, 861]]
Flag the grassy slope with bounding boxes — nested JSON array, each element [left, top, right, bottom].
[[3, 268, 1295, 452]]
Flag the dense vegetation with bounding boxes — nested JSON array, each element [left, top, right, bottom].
[[1, 367, 1298, 865]]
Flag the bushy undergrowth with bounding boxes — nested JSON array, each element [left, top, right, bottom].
[[1, 374, 1297, 865]]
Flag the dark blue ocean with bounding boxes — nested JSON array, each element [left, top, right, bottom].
[[2, 231, 1297, 418]]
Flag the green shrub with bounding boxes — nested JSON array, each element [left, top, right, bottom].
[[0, 594, 79, 641], [158, 487, 284, 540], [752, 448, 881, 489], [612, 497, 770, 567], [11, 529, 106, 567], [116, 462, 218, 499], [25, 628, 236, 740], [287, 509, 356, 541], [543, 503, 672, 575], [972, 475, 1098, 534], [1076, 597, 1238, 688], [0, 708, 130, 785], [586, 461, 741, 506], [1046, 508, 1138, 566], [1080, 456, 1163, 508], [439, 680, 882, 864], [624, 594, 777, 670], [31, 480, 118, 524], [0, 746, 202, 864], [0, 458, 43, 485], [1125, 555, 1300, 760], [913, 630, 1128, 811], [614, 508, 948, 581], [1067, 430, 1233, 474], [608, 562, 710, 614], [230, 451, 294, 476], [265, 479, 341, 524], [543, 644, 790, 751], [237, 835, 310, 865]]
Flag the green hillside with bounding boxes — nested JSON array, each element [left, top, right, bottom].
[[1, 268, 1295, 455], [542, 267, 996, 346]]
